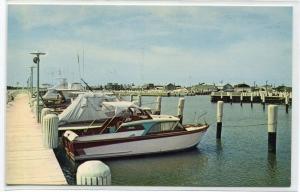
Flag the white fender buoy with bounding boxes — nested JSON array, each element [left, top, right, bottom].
[[76, 160, 111, 186]]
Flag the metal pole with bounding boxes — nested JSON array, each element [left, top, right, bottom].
[[31, 66, 34, 97], [37, 58, 40, 123], [30, 51, 46, 123]]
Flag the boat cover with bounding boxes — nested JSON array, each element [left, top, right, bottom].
[[58, 92, 117, 125], [42, 88, 60, 100], [102, 101, 140, 116]]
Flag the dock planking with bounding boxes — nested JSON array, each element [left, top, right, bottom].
[[5, 93, 67, 185]]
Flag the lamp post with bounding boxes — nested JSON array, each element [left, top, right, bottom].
[[30, 51, 46, 123]]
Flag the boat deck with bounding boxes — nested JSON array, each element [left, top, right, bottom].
[[5, 93, 67, 185]]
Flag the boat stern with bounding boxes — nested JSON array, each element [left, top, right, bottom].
[[62, 130, 78, 160]]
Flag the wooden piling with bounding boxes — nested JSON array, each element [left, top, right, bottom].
[[130, 95, 133, 102], [262, 94, 266, 111], [240, 93, 243, 106], [42, 114, 59, 149], [177, 97, 185, 124], [285, 95, 289, 113], [268, 105, 278, 153], [250, 93, 253, 108], [229, 93, 232, 105], [216, 101, 224, 139], [155, 96, 162, 115], [137, 95, 142, 107]]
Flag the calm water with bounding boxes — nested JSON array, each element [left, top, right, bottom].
[[54, 95, 291, 187]]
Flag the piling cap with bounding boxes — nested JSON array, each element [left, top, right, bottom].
[[41, 108, 51, 112], [77, 161, 111, 177], [43, 113, 58, 120]]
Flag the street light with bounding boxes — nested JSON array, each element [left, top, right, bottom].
[[30, 51, 46, 123]]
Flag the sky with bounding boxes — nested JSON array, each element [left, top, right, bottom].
[[7, 5, 292, 87]]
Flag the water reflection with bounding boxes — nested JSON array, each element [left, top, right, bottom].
[[104, 148, 209, 186], [267, 153, 277, 180], [267, 152, 277, 170], [215, 139, 223, 160]]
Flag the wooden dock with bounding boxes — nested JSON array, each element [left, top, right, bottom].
[[6, 93, 67, 185], [210, 91, 292, 104]]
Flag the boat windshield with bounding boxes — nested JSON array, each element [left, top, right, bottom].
[[117, 124, 145, 132], [146, 121, 184, 134]]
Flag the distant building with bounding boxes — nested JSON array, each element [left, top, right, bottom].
[[234, 83, 251, 92], [216, 84, 224, 91], [258, 85, 274, 92], [165, 83, 177, 90], [69, 82, 84, 90], [142, 83, 155, 90], [274, 85, 292, 92], [173, 88, 189, 94], [154, 85, 164, 90], [191, 84, 218, 92], [223, 83, 234, 92], [105, 83, 123, 90]]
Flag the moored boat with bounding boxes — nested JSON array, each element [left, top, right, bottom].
[[63, 104, 209, 161], [57, 92, 118, 135]]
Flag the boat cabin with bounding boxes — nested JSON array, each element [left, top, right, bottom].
[[117, 115, 185, 136]]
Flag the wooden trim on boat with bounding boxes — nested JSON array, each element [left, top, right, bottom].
[[72, 125, 209, 150]]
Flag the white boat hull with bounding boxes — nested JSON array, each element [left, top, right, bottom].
[[75, 130, 206, 160]]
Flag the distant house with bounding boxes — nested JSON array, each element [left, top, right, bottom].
[[154, 85, 164, 90], [69, 83, 84, 90], [275, 85, 292, 92], [105, 83, 123, 90], [191, 84, 218, 92], [165, 83, 177, 90], [142, 83, 155, 90], [216, 85, 224, 91], [258, 85, 274, 92], [173, 88, 189, 94], [223, 84, 234, 92], [234, 83, 251, 92]]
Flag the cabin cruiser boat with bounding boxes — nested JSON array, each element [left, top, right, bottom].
[[63, 101, 209, 161]]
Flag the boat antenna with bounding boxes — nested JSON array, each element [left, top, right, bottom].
[[197, 111, 208, 124], [82, 48, 85, 79], [81, 78, 93, 92], [193, 112, 197, 123], [77, 53, 82, 80], [203, 117, 207, 125]]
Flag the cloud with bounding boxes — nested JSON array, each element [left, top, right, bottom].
[[7, 5, 292, 86]]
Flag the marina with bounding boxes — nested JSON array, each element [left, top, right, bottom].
[[4, 4, 296, 190]]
